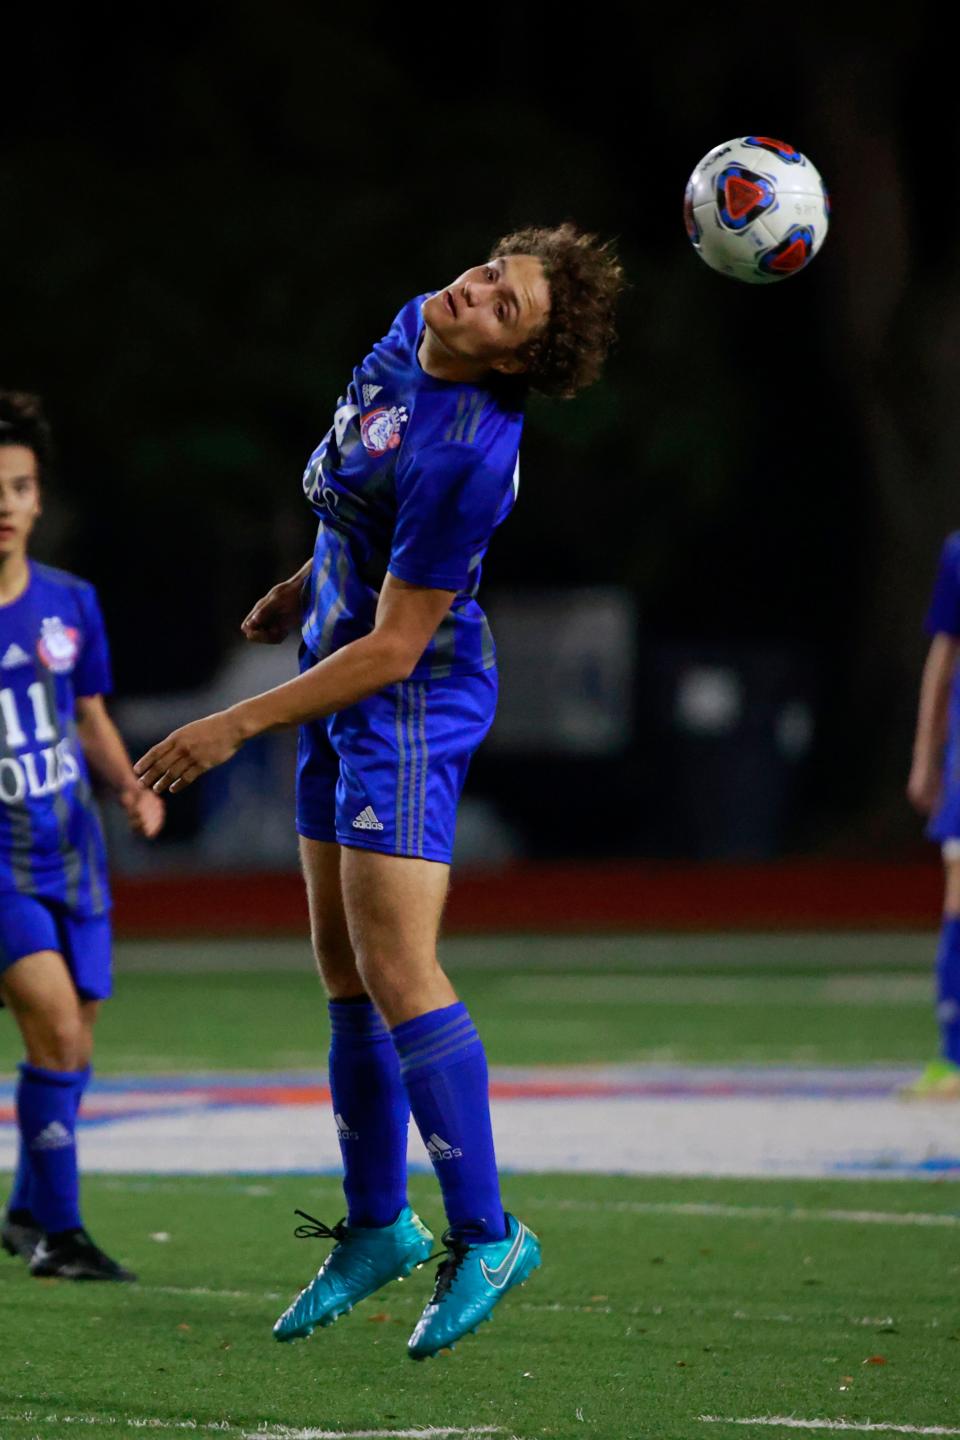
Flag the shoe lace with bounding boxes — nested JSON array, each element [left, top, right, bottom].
[[292, 1209, 348, 1242], [426, 1228, 470, 1303]]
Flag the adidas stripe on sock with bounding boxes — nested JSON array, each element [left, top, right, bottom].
[[329, 997, 409, 1228], [16, 1063, 85, 1233], [392, 1002, 506, 1243]]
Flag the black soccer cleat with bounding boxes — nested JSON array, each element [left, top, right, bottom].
[[1, 1209, 43, 1262], [29, 1227, 137, 1282]]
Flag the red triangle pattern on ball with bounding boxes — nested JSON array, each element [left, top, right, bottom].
[[724, 175, 765, 221], [767, 236, 808, 272]]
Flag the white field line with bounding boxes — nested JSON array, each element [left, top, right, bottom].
[[134, 1285, 904, 1334], [144, 1284, 284, 1302], [0, 1416, 500, 1439], [249, 1430, 502, 1439], [137, 1282, 608, 1320], [0, 1417, 233, 1434], [544, 1198, 960, 1228], [700, 1420, 960, 1436]]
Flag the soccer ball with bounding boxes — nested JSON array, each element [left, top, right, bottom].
[[684, 136, 829, 284]]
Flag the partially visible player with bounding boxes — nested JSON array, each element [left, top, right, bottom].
[[0, 391, 164, 1278], [135, 224, 623, 1356], [906, 530, 960, 1097]]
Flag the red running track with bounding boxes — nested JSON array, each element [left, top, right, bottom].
[[112, 860, 943, 937]]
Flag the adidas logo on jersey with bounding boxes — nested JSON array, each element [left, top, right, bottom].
[[334, 1112, 358, 1140], [30, 1121, 73, 1152], [426, 1133, 463, 1161], [361, 383, 382, 407], [1, 643, 31, 670], [352, 805, 384, 832]]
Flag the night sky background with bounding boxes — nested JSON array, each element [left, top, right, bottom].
[[2, 5, 952, 864]]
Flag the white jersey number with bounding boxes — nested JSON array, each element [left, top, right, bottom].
[[0, 683, 56, 750]]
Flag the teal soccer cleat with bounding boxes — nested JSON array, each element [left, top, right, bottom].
[[407, 1213, 541, 1360], [273, 1206, 434, 1342]]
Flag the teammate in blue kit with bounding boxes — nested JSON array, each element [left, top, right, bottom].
[[0, 391, 164, 1278], [135, 224, 623, 1355], [907, 531, 960, 1098]]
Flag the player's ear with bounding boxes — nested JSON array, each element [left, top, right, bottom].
[[491, 353, 528, 377]]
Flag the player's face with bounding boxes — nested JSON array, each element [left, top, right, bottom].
[[0, 445, 41, 560], [422, 253, 551, 376]]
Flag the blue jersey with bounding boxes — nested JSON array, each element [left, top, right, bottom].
[[0, 562, 112, 916], [301, 295, 522, 680]]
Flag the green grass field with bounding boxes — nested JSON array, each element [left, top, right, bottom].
[[1, 932, 957, 1440], [8, 930, 939, 1073]]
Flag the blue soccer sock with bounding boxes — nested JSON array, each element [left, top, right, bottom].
[[7, 1130, 35, 1220], [392, 1002, 506, 1244], [8, 1064, 89, 1223], [15, 1062, 85, 1234], [328, 997, 410, 1228], [936, 916, 960, 1064]]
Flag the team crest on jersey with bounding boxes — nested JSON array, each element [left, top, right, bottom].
[[360, 404, 408, 457], [37, 616, 80, 673]]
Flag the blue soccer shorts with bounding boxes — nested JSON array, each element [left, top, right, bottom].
[[927, 734, 960, 852], [296, 650, 498, 864], [0, 892, 113, 1000]]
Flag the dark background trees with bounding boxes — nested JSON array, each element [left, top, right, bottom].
[[2, 4, 951, 859]]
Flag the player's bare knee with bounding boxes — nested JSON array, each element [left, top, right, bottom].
[[311, 933, 363, 999], [943, 856, 960, 915], [29, 1013, 85, 1071], [353, 950, 451, 1020]]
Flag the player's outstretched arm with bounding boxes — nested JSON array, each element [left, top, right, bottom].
[[907, 633, 960, 815], [134, 575, 456, 796], [74, 694, 165, 836], [241, 560, 312, 644]]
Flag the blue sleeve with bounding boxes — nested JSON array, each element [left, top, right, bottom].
[[73, 585, 114, 696], [925, 536, 960, 639], [388, 443, 504, 592]]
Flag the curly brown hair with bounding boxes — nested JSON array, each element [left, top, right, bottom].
[[489, 222, 624, 399], [0, 390, 54, 473]]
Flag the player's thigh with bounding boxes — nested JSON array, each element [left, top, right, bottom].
[[944, 850, 960, 914], [1, 894, 106, 1067], [340, 847, 455, 1023], [0, 948, 86, 1070], [77, 999, 101, 1068], [298, 836, 362, 997]]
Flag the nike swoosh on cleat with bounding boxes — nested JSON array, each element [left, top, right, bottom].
[[479, 1224, 527, 1290]]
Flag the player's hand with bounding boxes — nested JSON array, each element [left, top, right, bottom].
[[118, 784, 166, 838], [241, 579, 302, 645], [134, 712, 246, 795], [907, 758, 942, 815]]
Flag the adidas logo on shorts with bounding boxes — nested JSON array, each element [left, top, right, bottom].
[[352, 805, 384, 831]]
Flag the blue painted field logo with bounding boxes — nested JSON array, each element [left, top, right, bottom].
[[360, 404, 408, 457]]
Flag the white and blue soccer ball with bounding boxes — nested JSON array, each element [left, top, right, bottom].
[[684, 136, 830, 284]]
